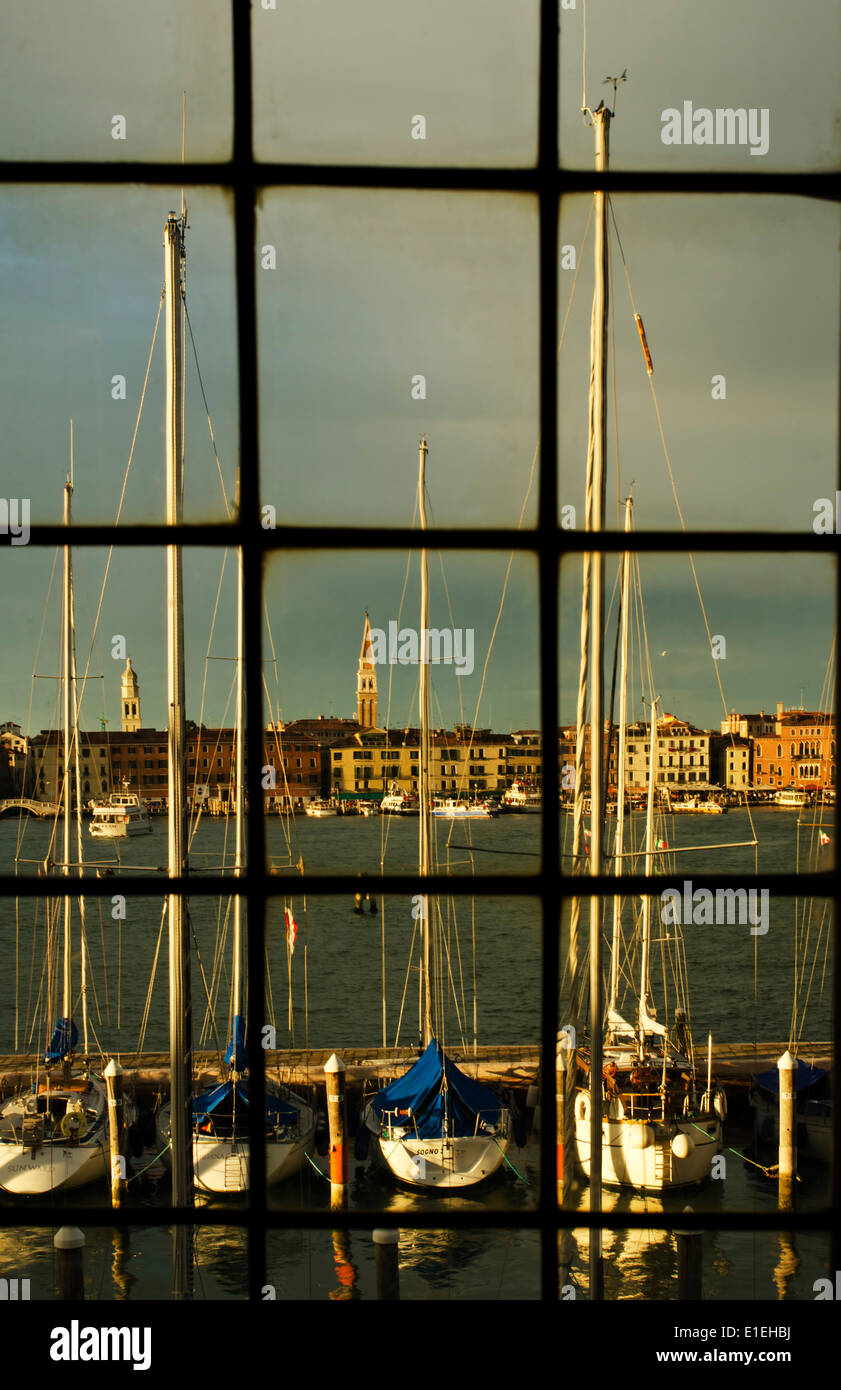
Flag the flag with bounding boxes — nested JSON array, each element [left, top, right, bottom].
[[820, 832, 831, 846], [285, 906, 298, 954], [655, 837, 668, 851]]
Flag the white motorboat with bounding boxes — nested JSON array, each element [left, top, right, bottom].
[[381, 783, 419, 815], [431, 798, 492, 819], [304, 799, 338, 817], [775, 789, 810, 809], [500, 780, 542, 813], [88, 787, 152, 837]]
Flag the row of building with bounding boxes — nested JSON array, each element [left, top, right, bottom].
[[0, 625, 836, 807]]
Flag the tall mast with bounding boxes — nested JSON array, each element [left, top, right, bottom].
[[639, 695, 660, 1040], [608, 496, 633, 1019], [67, 422, 89, 1055], [587, 101, 611, 1300], [61, 464, 73, 1054], [418, 437, 433, 1048], [165, 209, 194, 1217], [232, 541, 245, 1036]]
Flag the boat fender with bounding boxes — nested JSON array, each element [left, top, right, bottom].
[[627, 1124, 653, 1150], [354, 892, 363, 914], [60, 1107, 87, 1141], [671, 1132, 694, 1159], [713, 1088, 727, 1122], [574, 1093, 589, 1124], [526, 1084, 539, 1109]]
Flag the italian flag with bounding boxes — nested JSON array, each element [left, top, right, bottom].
[[820, 832, 831, 846]]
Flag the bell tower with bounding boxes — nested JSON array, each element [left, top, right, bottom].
[[356, 612, 378, 729], [121, 657, 141, 733]]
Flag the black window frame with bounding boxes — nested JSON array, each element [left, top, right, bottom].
[[0, 0, 838, 1305]]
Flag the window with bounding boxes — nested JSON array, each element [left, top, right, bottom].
[[3, 1, 837, 1325]]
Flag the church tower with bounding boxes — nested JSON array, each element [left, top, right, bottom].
[[356, 613, 378, 729], [121, 657, 141, 733]]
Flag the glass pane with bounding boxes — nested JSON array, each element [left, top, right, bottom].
[[558, 195, 840, 530], [265, 892, 541, 1212], [253, 0, 538, 167], [266, 1226, 540, 1300], [263, 548, 541, 877], [0, 545, 251, 887], [560, 550, 837, 876], [560, 0, 841, 172], [0, 188, 237, 525], [0, 0, 232, 162], [257, 190, 538, 528]]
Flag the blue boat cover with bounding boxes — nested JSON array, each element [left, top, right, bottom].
[[755, 1059, 827, 1093], [45, 1017, 78, 1063], [224, 1015, 247, 1070], [191, 1078, 299, 1124], [370, 1039, 505, 1139]]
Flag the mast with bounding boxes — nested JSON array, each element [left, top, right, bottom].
[[61, 463, 73, 1078], [639, 695, 660, 1041], [164, 209, 194, 1220], [418, 437, 433, 1047], [232, 540, 245, 1045], [608, 496, 633, 1019], [67, 422, 89, 1056], [587, 101, 611, 1300]]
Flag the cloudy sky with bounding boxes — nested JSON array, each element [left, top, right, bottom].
[[0, 1, 837, 735]]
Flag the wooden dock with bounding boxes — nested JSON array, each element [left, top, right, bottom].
[[0, 1041, 830, 1104]]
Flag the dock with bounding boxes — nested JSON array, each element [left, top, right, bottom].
[[0, 1041, 830, 1106]]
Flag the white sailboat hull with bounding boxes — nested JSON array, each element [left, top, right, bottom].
[[374, 1131, 509, 1189], [0, 1140, 108, 1195], [575, 1113, 721, 1190], [156, 1101, 316, 1194]]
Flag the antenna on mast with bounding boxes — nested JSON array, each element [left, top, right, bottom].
[[68, 418, 74, 488], [603, 68, 628, 111]]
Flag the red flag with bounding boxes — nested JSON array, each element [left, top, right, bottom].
[[285, 906, 298, 954]]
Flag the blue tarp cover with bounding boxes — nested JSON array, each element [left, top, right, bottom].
[[755, 1059, 827, 1093], [370, 1039, 505, 1139], [224, 1015, 247, 1070], [45, 1017, 78, 1063], [191, 1078, 299, 1124]]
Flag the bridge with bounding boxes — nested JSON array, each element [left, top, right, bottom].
[[0, 798, 59, 818]]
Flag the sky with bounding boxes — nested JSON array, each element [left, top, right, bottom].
[[0, 1, 838, 737]]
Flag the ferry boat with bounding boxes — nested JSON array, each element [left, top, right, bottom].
[[431, 798, 492, 819], [774, 789, 810, 809], [381, 783, 420, 815], [500, 780, 542, 813], [668, 795, 727, 815], [88, 787, 152, 838]]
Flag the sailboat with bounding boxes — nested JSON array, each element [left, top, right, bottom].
[[0, 465, 133, 1194], [566, 107, 724, 1193], [153, 211, 314, 1195], [362, 439, 511, 1189]]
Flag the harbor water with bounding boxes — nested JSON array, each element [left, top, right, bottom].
[[0, 808, 832, 1299]]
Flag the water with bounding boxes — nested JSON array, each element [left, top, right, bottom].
[[0, 808, 833, 1300]]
